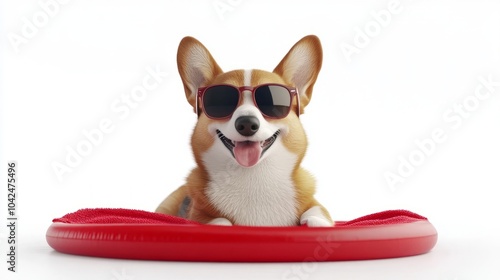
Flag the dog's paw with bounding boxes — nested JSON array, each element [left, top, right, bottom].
[[208, 217, 233, 226], [300, 206, 334, 227], [300, 216, 334, 227]]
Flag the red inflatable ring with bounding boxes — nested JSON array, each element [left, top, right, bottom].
[[46, 209, 437, 262]]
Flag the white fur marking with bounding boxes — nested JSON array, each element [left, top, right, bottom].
[[203, 139, 299, 226], [243, 69, 252, 86], [300, 206, 334, 227], [242, 69, 253, 106]]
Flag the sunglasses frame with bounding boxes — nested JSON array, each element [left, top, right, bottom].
[[196, 83, 300, 120]]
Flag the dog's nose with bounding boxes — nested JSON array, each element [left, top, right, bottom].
[[235, 116, 260, 136]]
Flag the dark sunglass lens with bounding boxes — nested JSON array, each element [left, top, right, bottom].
[[203, 86, 239, 118], [255, 85, 291, 118]]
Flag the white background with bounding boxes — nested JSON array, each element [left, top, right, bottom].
[[1, 0, 500, 279]]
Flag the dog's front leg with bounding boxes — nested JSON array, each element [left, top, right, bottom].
[[300, 206, 334, 227], [207, 217, 233, 226]]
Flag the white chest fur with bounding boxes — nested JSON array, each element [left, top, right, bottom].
[[203, 140, 299, 226]]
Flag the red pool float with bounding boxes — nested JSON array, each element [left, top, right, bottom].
[[46, 208, 437, 262]]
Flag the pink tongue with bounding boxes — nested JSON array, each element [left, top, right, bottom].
[[233, 141, 262, 167]]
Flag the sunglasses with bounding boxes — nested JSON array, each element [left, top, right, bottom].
[[196, 84, 299, 119]]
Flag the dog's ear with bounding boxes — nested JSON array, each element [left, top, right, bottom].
[[273, 35, 322, 113], [177, 36, 223, 111]]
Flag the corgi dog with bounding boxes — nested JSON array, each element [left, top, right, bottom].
[[155, 35, 333, 227]]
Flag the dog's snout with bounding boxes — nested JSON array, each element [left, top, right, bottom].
[[235, 116, 260, 136]]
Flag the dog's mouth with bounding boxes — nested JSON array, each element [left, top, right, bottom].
[[216, 129, 281, 167]]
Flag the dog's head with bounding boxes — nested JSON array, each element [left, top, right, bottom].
[[177, 35, 322, 170]]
